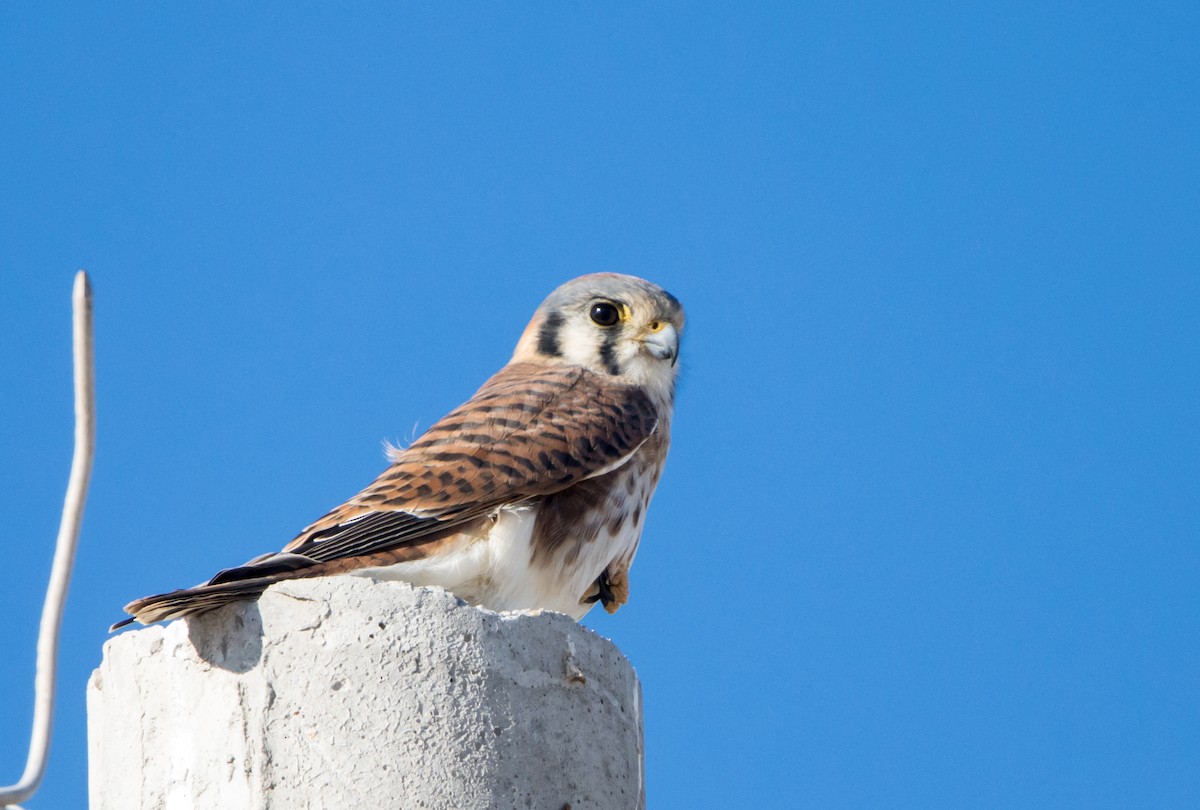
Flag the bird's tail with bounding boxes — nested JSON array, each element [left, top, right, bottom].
[[111, 552, 323, 631]]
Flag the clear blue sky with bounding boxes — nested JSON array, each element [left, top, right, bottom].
[[2, 3, 1198, 807]]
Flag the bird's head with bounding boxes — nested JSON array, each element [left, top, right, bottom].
[[513, 273, 685, 397]]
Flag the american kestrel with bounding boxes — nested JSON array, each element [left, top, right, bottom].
[[115, 273, 684, 629]]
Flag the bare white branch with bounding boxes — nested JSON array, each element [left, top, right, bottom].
[[0, 271, 96, 808]]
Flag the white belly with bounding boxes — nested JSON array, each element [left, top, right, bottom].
[[350, 504, 642, 620]]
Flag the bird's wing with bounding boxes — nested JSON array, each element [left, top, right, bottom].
[[275, 361, 657, 563], [117, 362, 657, 628]]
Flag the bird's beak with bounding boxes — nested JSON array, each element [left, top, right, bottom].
[[643, 323, 679, 366]]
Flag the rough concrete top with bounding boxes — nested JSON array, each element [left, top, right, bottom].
[[89, 576, 645, 810]]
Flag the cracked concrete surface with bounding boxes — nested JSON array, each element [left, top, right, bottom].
[[88, 576, 645, 809]]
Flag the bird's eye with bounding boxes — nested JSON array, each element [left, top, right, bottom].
[[589, 302, 620, 327]]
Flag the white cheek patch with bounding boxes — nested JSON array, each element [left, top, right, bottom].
[[557, 320, 604, 366]]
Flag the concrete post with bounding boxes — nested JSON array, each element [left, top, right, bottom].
[[87, 576, 645, 809]]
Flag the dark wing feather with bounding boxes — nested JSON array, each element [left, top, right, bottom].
[[285, 511, 455, 562]]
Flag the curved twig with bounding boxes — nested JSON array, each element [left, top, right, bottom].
[[0, 271, 95, 808]]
